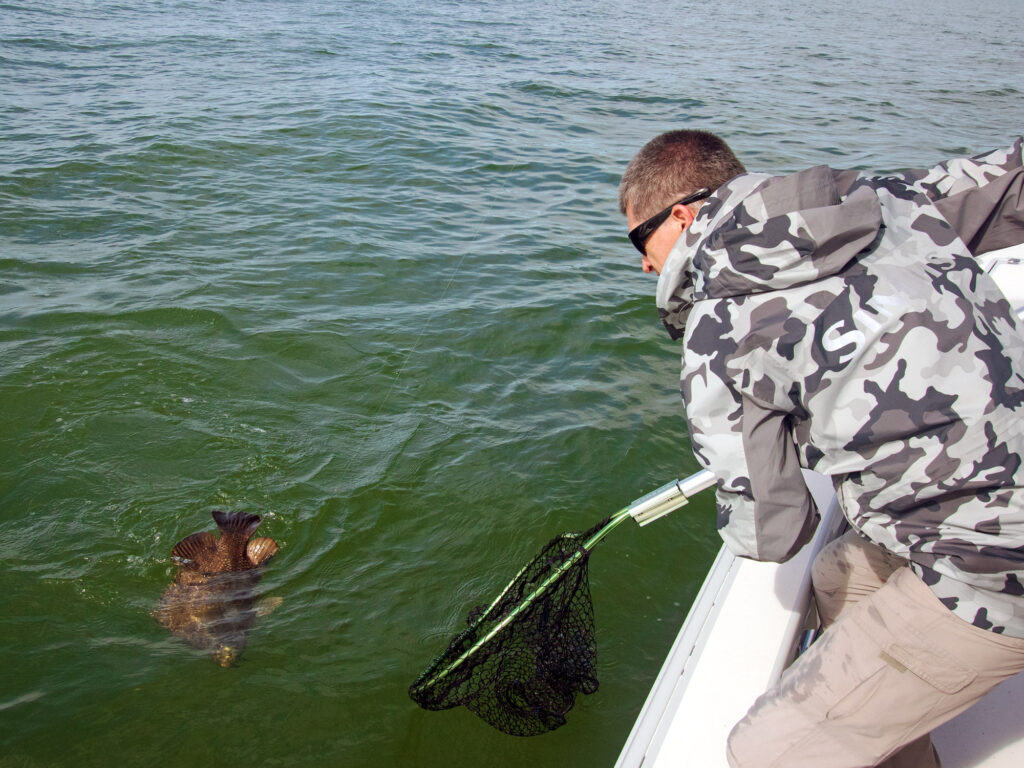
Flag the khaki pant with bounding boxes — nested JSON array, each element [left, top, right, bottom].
[[727, 530, 1024, 768]]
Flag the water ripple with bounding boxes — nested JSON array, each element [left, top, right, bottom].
[[2, 0, 1024, 765]]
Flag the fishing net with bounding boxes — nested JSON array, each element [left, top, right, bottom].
[[409, 518, 608, 736]]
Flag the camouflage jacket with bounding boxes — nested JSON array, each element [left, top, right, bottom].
[[657, 140, 1024, 635]]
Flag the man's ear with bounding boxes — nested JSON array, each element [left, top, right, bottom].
[[670, 203, 697, 228]]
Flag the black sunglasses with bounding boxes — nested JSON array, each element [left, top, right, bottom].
[[628, 187, 712, 256]]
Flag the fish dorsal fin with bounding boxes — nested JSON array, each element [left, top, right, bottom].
[[171, 531, 217, 564], [212, 510, 262, 537], [247, 537, 279, 566]]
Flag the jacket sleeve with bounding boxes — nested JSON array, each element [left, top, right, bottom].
[[925, 138, 1024, 256], [681, 325, 819, 563]]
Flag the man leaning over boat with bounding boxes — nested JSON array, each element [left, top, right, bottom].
[[619, 130, 1024, 768]]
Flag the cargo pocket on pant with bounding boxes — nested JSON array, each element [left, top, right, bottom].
[[825, 638, 976, 727], [823, 631, 975, 723], [880, 639, 976, 695]]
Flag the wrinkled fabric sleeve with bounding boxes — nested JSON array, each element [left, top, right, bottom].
[[927, 138, 1024, 255], [682, 348, 819, 563]]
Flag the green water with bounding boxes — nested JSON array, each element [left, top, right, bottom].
[[2, 1, 1023, 765]]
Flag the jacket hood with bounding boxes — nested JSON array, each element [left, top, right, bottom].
[[656, 165, 884, 340]]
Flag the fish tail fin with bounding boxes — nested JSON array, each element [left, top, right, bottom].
[[246, 537, 279, 566], [212, 510, 262, 537]]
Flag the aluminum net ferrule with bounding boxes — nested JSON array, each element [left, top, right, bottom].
[[626, 470, 716, 526]]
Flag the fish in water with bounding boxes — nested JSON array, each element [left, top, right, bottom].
[[156, 510, 279, 667]]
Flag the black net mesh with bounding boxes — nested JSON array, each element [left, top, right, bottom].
[[409, 518, 608, 736]]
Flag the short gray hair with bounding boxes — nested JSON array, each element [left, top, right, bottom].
[[619, 130, 746, 219]]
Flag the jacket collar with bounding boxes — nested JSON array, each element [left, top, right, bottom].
[[656, 167, 883, 340]]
